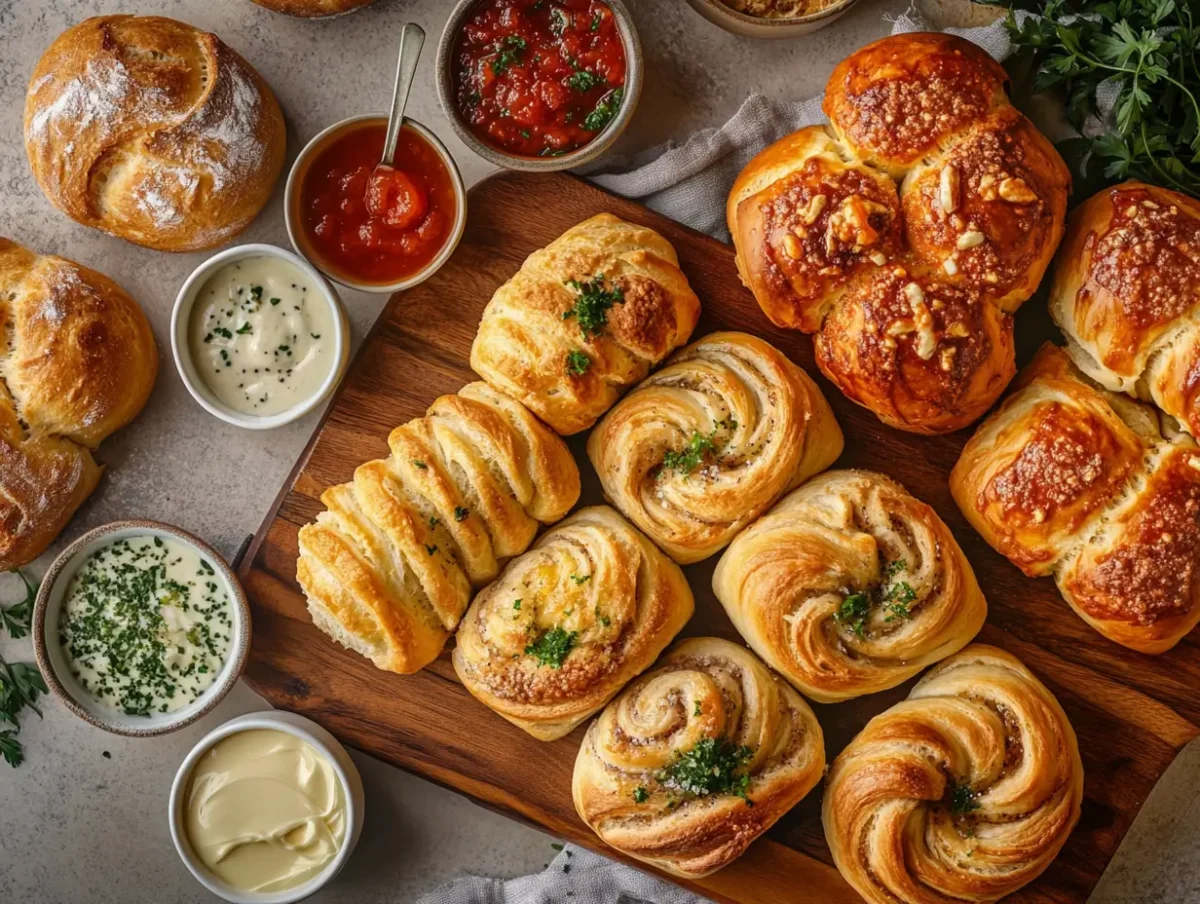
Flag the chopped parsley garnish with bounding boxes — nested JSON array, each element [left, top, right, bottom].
[[203, 332, 213, 343], [834, 592, 872, 639], [425, 544, 438, 556], [949, 782, 980, 816], [570, 573, 591, 585], [513, 599, 522, 611], [567, 70, 603, 92], [834, 559, 917, 638], [412, 459, 428, 470], [236, 322, 252, 335], [525, 626, 578, 669], [270, 297, 281, 306], [632, 786, 649, 804], [428, 516, 440, 529], [661, 430, 718, 477], [491, 35, 526, 76], [656, 737, 754, 805], [565, 349, 591, 375], [212, 326, 233, 340], [0, 570, 37, 640], [561, 274, 624, 338], [0, 654, 46, 767], [595, 606, 611, 627], [591, 11, 602, 30], [454, 506, 470, 522], [311, 333, 321, 339], [583, 87, 624, 132], [694, 701, 703, 716], [249, 285, 263, 302]]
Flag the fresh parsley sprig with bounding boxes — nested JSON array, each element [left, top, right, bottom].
[[0, 655, 47, 768], [0, 570, 37, 640]]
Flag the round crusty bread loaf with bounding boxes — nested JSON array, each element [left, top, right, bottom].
[[24, 15, 286, 252], [0, 238, 158, 568], [250, 0, 379, 16]]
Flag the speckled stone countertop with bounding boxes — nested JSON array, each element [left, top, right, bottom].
[[0, 1, 1194, 902]]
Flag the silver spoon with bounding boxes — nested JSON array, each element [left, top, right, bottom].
[[379, 22, 426, 171]]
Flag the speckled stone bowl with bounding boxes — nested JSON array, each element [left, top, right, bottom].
[[32, 521, 251, 738], [435, 0, 643, 171]]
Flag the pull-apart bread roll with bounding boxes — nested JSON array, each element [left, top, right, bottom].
[[573, 637, 824, 878], [714, 470, 986, 702], [729, 33, 1070, 434], [0, 239, 157, 568], [824, 644, 1082, 904], [297, 383, 580, 675], [1051, 181, 1200, 436], [470, 214, 701, 435], [588, 331, 844, 564], [25, 15, 286, 252], [952, 345, 1200, 652], [453, 506, 693, 741]]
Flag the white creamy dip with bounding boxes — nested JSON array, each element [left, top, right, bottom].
[[58, 535, 232, 715], [189, 257, 335, 416]]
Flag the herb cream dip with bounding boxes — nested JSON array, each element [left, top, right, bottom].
[[188, 256, 335, 416], [58, 536, 232, 716]]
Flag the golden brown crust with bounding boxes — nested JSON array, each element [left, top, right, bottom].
[[250, 0, 378, 16], [822, 644, 1083, 904], [953, 345, 1200, 652], [453, 506, 694, 741], [24, 15, 286, 252], [297, 382, 580, 675], [713, 470, 986, 702], [587, 331, 844, 564], [729, 34, 1069, 435], [573, 637, 824, 878], [0, 238, 156, 568], [470, 213, 701, 435]]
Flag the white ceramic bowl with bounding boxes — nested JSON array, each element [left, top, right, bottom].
[[284, 115, 467, 294], [169, 711, 366, 904], [32, 521, 251, 738], [171, 243, 350, 430], [685, 0, 860, 37]]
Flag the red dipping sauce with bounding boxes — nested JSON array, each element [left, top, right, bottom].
[[298, 121, 457, 286], [452, 0, 628, 158]]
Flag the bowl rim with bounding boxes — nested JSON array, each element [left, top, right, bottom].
[[283, 115, 468, 294], [170, 242, 350, 431], [31, 520, 252, 738], [434, 0, 643, 172], [685, 0, 861, 32], [168, 711, 365, 904]]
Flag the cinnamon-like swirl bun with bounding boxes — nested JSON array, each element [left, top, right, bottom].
[[572, 637, 825, 878], [713, 470, 986, 702], [823, 644, 1083, 904], [587, 331, 844, 564], [453, 506, 694, 741]]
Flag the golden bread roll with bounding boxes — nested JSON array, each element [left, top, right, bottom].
[[587, 331, 844, 564], [713, 470, 986, 702], [573, 637, 824, 878], [823, 644, 1082, 904], [250, 0, 378, 16], [1050, 181, 1200, 435], [453, 506, 694, 741], [25, 15, 286, 252], [728, 33, 1070, 434], [297, 382, 580, 674], [470, 213, 701, 435], [0, 238, 157, 568], [952, 345, 1200, 653]]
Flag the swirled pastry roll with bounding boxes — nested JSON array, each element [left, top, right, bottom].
[[572, 637, 824, 878], [823, 644, 1083, 904], [297, 382, 580, 675], [453, 506, 693, 741], [713, 470, 986, 702], [587, 331, 844, 564], [470, 213, 701, 435], [952, 344, 1200, 653]]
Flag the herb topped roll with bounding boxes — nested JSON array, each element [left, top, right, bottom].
[[572, 637, 825, 878], [452, 506, 693, 741], [587, 331, 844, 564], [713, 470, 986, 702], [469, 213, 701, 435]]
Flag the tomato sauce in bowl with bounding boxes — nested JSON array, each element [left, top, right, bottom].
[[451, 0, 628, 158], [295, 119, 459, 288]]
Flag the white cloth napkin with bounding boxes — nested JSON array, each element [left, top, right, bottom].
[[418, 11, 1011, 904]]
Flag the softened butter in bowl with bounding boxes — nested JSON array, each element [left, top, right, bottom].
[[185, 729, 346, 894]]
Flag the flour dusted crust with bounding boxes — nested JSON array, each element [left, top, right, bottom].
[[250, 0, 378, 16], [952, 345, 1200, 653], [24, 15, 286, 252], [729, 33, 1070, 434], [0, 238, 157, 568]]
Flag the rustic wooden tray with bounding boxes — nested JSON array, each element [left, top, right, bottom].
[[239, 171, 1200, 904]]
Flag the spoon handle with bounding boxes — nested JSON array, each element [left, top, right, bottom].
[[381, 22, 426, 168]]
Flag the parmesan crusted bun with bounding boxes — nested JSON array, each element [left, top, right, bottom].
[[250, 0, 379, 15], [24, 15, 286, 252]]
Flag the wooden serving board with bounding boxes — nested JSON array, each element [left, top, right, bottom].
[[240, 171, 1200, 904]]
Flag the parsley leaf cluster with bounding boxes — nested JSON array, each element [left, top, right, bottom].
[[655, 737, 755, 806], [833, 559, 917, 638], [1, 570, 46, 768]]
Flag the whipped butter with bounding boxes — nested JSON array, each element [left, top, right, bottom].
[[185, 729, 346, 893]]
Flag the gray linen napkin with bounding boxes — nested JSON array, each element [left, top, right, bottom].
[[418, 12, 1010, 904]]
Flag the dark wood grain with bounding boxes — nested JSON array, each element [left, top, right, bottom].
[[240, 171, 1199, 904]]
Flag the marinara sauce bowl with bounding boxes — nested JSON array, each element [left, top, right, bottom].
[[436, 0, 643, 172], [285, 115, 467, 294]]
